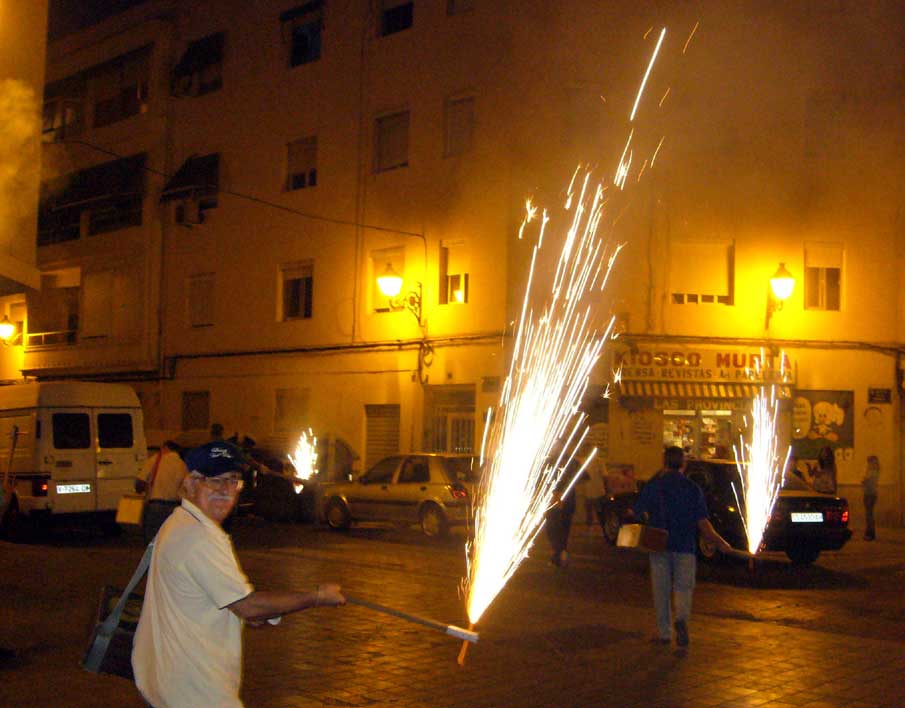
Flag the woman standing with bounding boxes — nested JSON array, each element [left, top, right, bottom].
[[862, 455, 880, 541]]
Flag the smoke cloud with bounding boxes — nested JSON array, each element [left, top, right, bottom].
[[0, 79, 41, 248]]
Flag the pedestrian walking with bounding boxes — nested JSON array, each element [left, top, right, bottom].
[[136, 440, 187, 542], [132, 441, 345, 707], [632, 446, 731, 647], [546, 457, 579, 567], [862, 455, 880, 541]]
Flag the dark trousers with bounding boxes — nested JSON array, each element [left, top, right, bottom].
[[143, 500, 179, 543], [546, 506, 575, 555], [863, 494, 877, 538]]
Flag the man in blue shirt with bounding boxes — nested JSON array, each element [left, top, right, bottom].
[[633, 446, 731, 647]]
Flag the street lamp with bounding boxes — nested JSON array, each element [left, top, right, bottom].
[[376, 263, 422, 325], [0, 315, 18, 345], [765, 263, 794, 329]]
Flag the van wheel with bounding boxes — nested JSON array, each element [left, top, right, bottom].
[[420, 504, 448, 538], [325, 498, 351, 531], [0, 501, 31, 543]]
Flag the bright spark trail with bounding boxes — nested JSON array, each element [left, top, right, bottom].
[[731, 355, 791, 554], [462, 171, 620, 630], [287, 429, 318, 493]]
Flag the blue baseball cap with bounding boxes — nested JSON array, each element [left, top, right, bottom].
[[185, 441, 247, 478]]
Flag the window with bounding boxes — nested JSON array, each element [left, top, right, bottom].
[[379, 0, 413, 36], [160, 153, 220, 224], [439, 242, 469, 304], [274, 388, 310, 433], [669, 241, 734, 305], [362, 455, 401, 484], [90, 46, 150, 128], [444, 96, 474, 157], [281, 2, 323, 67], [374, 111, 409, 172], [371, 248, 404, 312], [423, 384, 475, 453], [280, 262, 314, 320], [25, 269, 80, 346], [805, 243, 842, 311], [42, 74, 86, 142], [181, 391, 211, 431], [187, 273, 215, 327], [38, 154, 146, 245], [447, 0, 474, 14], [42, 98, 84, 142], [399, 456, 430, 483], [52, 413, 90, 449], [287, 136, 318, 190], [98, 413, 134, 448], [172, 33, 224, 97]]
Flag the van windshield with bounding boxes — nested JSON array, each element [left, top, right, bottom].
[[52, 413, 90, 449]]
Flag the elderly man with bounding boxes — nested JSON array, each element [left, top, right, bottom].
[[132, 441, 345, 707]]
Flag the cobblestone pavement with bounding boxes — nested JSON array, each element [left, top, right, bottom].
[[1, 520, 903, 707]]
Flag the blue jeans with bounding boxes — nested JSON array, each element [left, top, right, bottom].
[[649, 551, 696, 639]]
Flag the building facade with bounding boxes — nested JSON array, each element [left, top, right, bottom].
[[18, 1, 905, 523]]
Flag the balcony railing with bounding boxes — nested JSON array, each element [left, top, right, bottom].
[[25, 330, 78, 348]]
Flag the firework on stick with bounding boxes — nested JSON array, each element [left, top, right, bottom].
[[462, 171, 620, 638], [287, 429, 318, 493], [731, 356, 791, 555]]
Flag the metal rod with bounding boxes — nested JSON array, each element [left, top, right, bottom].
[[345, 596, 478, 644], [456, 623, 475, 666]]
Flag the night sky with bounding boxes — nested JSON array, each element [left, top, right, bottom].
[[47, 0, 149, 41]]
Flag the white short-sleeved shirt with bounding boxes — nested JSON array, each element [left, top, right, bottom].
[[132, 499, 254, 708], [144, 450, 189, 502]]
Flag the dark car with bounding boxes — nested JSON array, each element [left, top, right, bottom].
[[601, 459, 852, 565]]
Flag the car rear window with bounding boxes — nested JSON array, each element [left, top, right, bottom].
[[443, 457, 480, 483]]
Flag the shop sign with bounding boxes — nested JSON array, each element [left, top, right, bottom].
[[614, 347, 795, 385], [867, 388, 892, 404], [650, 397, 751, 412]]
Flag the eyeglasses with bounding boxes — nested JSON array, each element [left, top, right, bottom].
[[201, 476, 244, 492]]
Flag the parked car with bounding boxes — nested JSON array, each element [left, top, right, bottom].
[[600, 459, 852, 565], [319, 453, 478, 537]]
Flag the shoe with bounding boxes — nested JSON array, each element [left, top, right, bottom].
[[674, 620, 689, 647], [864, 534, 875, 541], [650, 636, 671, 645]]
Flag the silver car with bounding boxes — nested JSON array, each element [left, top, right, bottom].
[[320, 453, 478, 537]]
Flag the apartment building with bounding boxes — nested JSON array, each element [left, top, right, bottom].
[[23, 1, 905, 521]]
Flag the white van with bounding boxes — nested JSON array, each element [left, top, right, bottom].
[[0, 382, 146, 536]]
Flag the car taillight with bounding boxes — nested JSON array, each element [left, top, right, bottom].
[[771, 509, 785, 522], [32, 477, 49, 496], [841, 509, 849, 524], [449, 484, 468, 500]]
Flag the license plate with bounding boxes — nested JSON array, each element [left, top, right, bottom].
[[791, 512, 823, 523], [57, 483, 91, 494]]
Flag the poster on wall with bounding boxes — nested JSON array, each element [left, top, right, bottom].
[[791, 390, 854, 477]]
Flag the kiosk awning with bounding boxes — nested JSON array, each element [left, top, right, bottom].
[[618, 381, 792, 399]]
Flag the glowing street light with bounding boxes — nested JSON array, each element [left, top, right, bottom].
[[0, 315, 17, 344], [770, 263, 795, 302], [376, 263, 403, 298], [765, 262, 795, 329]]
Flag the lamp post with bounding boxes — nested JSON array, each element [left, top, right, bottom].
[[376, 263, 422, 326], [765, 263, 794, 329]]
